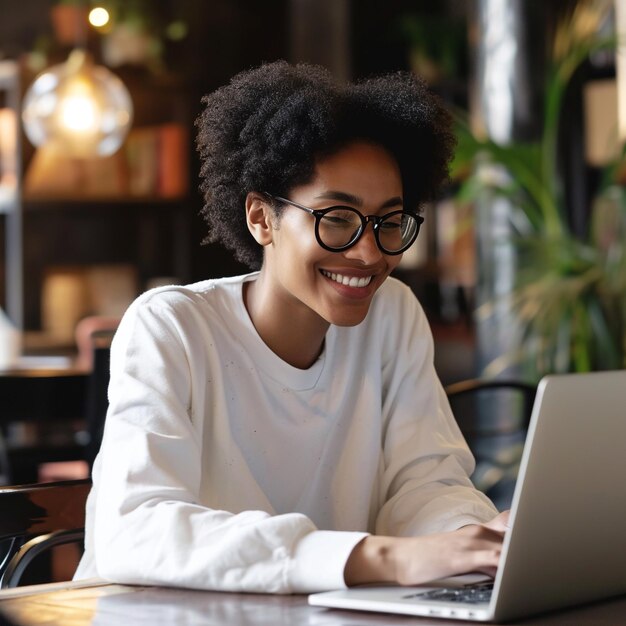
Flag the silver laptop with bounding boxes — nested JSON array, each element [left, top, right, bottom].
[[309, 370, 626, 622]]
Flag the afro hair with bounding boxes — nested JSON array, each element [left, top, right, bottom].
[[196, 60, 455, 269]]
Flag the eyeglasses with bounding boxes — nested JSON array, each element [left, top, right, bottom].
[[267, 194, 424, 255]]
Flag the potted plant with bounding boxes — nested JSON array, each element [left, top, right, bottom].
[[451, 1, 626, 381]]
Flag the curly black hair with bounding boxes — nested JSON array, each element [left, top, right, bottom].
[[196, 60, 455, 269]]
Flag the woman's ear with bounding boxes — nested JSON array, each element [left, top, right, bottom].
[[245, 192, 274, 246]]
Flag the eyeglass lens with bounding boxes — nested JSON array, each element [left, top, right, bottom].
[[318, 208, 419, 252]]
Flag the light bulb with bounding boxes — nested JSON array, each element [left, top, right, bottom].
[[89, 7, 110, 28], [22, 49, 133, 157], [60, 93, 98, 132]]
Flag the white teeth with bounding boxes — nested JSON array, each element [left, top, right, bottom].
[[321, 270, 372, 288]]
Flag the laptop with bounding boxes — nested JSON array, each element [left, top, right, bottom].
[[309, 370, 626, 622]]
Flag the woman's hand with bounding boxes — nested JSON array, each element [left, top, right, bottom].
[[481, 509, 510, 532], [344, 513, 509, 587]]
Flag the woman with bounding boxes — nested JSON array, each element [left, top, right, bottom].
[[75, 61, 506, 593]]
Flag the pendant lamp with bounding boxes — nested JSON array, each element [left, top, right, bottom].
[[22, 49, 133, 157]]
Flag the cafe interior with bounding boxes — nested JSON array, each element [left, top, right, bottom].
[[0, 0, 625, 609]]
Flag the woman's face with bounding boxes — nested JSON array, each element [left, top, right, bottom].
[[259, 140, 405, 328]]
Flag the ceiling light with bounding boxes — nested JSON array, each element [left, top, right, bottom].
[[22, 49, 133, 158]]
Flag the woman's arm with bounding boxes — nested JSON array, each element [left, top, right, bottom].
[[374, 283, 499, 538], [91, 290, 366, 594]]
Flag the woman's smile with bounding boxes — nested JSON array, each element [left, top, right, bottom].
[[319, 268, 380, 301], [320, 270, 373, 288]]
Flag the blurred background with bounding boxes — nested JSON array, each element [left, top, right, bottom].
[[0, 0, 624, 525], [1, 0, 625, 386]]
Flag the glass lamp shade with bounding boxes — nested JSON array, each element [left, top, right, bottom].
[[22, 49, 133, 157]]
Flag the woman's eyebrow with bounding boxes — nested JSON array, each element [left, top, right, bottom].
[[314, 191, 403, 209], [315, 191, 363, 205], [381, 196, 403, 209]]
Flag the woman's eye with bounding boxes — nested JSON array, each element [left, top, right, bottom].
[[324, 215, 351, 225], [380, 220, 402, 231], [322, 209, 358, 227]]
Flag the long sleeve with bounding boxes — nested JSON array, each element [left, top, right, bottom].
[[90, 290, 366, 593], [374, 283, 498, 537]]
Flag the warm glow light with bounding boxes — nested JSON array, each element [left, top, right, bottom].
[[60, 95, 98, 132], [89, 7, 110, 28], [22, 50, 133, 157]]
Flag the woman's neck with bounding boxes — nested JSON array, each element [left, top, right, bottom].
[[243, 274, 330, 370]]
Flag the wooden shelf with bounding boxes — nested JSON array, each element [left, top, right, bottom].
[[23, 196, 190, 212]]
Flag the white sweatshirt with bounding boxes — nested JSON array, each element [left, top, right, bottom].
[[74, 273, 497, 593]]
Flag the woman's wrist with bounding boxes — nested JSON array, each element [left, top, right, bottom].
[[344, 535, 399, 586]]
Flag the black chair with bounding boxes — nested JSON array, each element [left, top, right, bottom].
[[445, 379, 537, 510], [84, 345, 111, 469], [0, 478, 91, 588]]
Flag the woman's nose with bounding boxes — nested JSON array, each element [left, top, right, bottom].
[[344, 223, 383, 264]]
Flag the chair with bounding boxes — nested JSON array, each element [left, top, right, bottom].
[[74, 316, 119, 371], [84, 344, 111, 468], [445, 378, 537, 510], [0, 478, 91, 589]]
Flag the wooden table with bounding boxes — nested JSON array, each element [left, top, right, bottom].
[[1, 580, 625, 625]]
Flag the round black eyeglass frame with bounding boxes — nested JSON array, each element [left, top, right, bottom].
[[267, 194, 424, 255]]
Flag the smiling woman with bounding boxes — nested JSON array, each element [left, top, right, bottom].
[[73, 61, 506, 595], [244, 141, 406, 360]]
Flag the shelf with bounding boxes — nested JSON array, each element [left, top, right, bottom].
[[24, 196, 190, 211]]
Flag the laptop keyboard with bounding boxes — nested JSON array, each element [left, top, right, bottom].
[[403, 581, 494, 605]]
